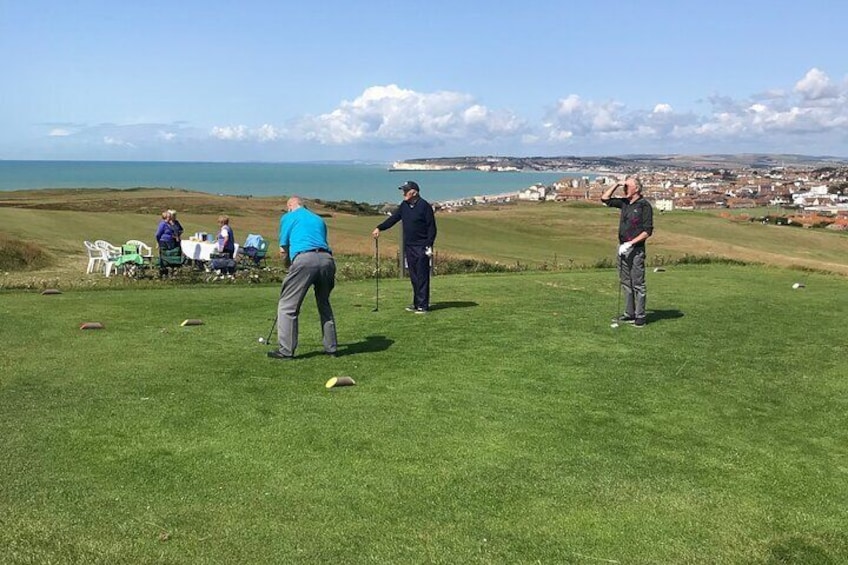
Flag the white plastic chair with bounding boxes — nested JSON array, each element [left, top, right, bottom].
[[94, 240, 121, 276], [95, 240, 122, 257], [126, 239, 153, 259], [84, 241, 103, 274]]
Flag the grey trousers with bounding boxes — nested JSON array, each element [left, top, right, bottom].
[[276, 251, 337, 357], [619, 247, 647, 319]]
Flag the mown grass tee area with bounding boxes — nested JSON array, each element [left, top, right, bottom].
[[1, 189, 847, 563]]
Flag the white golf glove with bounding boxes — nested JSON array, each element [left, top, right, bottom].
[[425, 246, 433, 257], [618, 242, 633, 256]]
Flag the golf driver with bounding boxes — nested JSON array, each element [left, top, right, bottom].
[[372, 237, 380, 312]]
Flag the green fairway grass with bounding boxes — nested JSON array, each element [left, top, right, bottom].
[[2, 266, 847, 563]]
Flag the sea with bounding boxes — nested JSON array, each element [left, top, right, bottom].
[[0, 160, 587, 204]]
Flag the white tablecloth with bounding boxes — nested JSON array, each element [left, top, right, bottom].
[[180, 241, 240, 262]]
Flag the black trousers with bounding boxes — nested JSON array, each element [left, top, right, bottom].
[[405, 245, 431, 310]]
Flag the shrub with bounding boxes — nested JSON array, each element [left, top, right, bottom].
[[312, 199, 381, 216], [436, 256, 528, 275], [592, 256, 616, 269], [0, 233, 53, 271], [672, 254, 750, 266], [563, 200, 601, 209]]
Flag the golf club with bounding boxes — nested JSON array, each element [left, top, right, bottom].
[[259, 253, 286, 345], [259, 315, 277, 345], [372, 236, 380, 312], [611, 253, 622, 328]]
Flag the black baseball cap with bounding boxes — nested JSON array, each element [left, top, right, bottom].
[[398, 180, 420, 192]]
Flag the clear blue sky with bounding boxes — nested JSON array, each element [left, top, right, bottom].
[[2, 0, 847, 161]]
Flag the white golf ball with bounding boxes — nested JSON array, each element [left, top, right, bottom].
[[610, 322, 619, 329], [258, 337, 266, 344], [792, 283, 800, 289]]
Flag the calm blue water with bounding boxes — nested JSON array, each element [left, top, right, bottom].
[[0, 160, 581, 204]]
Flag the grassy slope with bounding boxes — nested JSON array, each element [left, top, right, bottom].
[[1, 189, 847, 282], [1, 267, 847, 563]]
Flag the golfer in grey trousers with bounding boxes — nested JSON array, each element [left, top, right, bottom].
[[601, 176, 654, 327], [268, 196, 337, 360]]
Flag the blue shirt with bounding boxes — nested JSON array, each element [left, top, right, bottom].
[[279, 207, 331, 260]]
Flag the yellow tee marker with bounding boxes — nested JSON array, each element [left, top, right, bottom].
[[325, 376, 356, 389]]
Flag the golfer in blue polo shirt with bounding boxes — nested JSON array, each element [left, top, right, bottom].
[[269, 196, 337, 360]]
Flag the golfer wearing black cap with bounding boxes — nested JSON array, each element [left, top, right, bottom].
[[372, 180, 437, 313]]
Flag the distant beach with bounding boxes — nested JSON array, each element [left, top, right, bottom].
[[0, 161, 581, 204]]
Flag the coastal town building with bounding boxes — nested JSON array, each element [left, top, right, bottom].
[[430, 161, 848, 229]]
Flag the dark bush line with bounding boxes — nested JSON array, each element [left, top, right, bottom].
[[311, 199, 382, 216], [2, 251, 839, 292], [656, 254, 750, 267]]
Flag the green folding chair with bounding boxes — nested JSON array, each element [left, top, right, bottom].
[[157, 246, 185, 276], [239, 238, 269, 268]]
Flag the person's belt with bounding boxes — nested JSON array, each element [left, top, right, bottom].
[[294, 249, 331, 259]]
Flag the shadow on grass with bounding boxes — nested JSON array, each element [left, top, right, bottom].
[[429, 301, 479, 311], [646, 309, 684, 323], [300, 335, 395, 359], [338, 334, 395, 357]]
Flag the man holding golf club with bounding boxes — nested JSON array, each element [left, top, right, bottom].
[[601, 176, 654, 327], [268, 196, 337, 360], [371, 180, 437, 314]]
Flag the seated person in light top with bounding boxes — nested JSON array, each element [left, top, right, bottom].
[[216, 215, 235, 258], [155, 210, 179, 250]]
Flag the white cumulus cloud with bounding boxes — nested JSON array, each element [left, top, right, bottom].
[[794, 67, 837, 101], [690, 68, 848, 138], [210, 125, 249, 141], [255, 124, 280, 141], [49, 68, 848, 157], [543, 95, 635, 141], [209, 124, 281, 142], [291, 84, 526, 146], [103, 136, 134, 147], [536, 67, 848, 152]]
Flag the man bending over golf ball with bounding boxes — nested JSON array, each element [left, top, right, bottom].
[[268, 196, 338, 360]]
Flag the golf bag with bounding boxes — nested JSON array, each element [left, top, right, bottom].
[[211, 254, 236, 274]]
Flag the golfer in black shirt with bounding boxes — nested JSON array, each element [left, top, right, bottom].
[[372, 180, 437, 313], [601, 176, 654, 327]]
